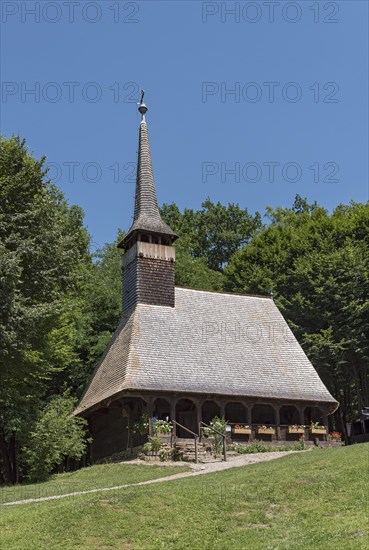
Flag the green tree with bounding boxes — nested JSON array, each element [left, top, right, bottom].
[[68, 233, 124, 396], [225, 196, 369, 434], [0, 136, 91, 483], [161, 199, 261, 271], [174, 239, 224, 291], [24, 393, 90, 482]]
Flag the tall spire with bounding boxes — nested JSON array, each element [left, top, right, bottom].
[[120, 91, 177, 248]]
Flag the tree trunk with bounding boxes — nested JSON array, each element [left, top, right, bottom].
[[9, 433, 18, 484], [0, 429, 17, 484], [0, 429, 12, 484]]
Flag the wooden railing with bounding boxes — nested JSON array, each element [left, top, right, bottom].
[[171, 420, 199, 464]]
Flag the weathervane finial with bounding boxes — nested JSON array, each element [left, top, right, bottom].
[[138, 89, 148, 122]]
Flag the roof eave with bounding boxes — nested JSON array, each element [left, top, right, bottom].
[[74, 386, 339, 417]]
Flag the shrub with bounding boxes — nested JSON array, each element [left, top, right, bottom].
[[229, 440, 305, 454], [132, 414, 149, 435], [24, 394, 91, 481], [142, 436, 163, 456], [202, 416, 227, 457], [158, 447, 174, 462]]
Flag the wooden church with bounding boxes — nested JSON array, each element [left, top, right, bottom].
[[75, 95, 339, 460]]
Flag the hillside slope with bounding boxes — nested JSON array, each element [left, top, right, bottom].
[[1, 444, 368, 549]]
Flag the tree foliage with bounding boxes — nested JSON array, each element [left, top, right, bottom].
[[161, 198, 261, 271], [0, 136, 90, 483], [225, 196, 369, 433], [24, 393, 90, 482], [65, 233, 124, 396]]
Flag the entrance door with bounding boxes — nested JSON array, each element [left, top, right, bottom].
[[175, 399, 197, 438], [177, 411, 197, 438]]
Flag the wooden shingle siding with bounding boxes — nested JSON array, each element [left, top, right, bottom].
[[122, 256, 175, 313], [122, 242, 176, 313], [75, 288, 338, 416], [136, 257, 175, 307], [118, 120, 177, 249]]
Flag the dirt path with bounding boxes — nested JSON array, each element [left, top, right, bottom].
[[3, 451, 306, 507]]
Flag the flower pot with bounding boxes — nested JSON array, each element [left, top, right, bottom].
[[232, 428, 252, 435], [310, 428, 327, 435], [288, 428, 305, 434], [257, 428, 275, 435]]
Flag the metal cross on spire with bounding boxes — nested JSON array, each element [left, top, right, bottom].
[[138, 89, 148, 122]]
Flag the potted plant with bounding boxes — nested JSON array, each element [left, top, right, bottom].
[[288, 424, 305, 434], [257, 425, 275, 435], [153, 419, 173, 437], [310, 421, 327, 435], [329, 431, 342, 441], [232, 424, 252, 435]]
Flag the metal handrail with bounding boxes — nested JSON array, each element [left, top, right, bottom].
[[171, 420, 199, 464], [199, 421, 227, 462]]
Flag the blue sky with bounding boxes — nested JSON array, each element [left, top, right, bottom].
[[1, 0, 368, 249]]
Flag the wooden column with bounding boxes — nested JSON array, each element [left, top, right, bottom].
[[299, 406, 305, 426], [275, 406, 280, 441], [147, 398, 154, 436], [323, 412, 328, 441], [170, 399, 176, 438], [247, 405, 253, 440], [195, 399, 202, 439], [245, 405, 251, 425]]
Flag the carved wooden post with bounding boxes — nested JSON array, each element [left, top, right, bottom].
[[299, 406, 306, 441], [275, 406, 280, 441], [196, 400, 202, 440], [170, 399, 176, 439], [147, 398, 154, 436], [248, 405, 253, 441], [323, 412, 328, 441], [245, 405, 250, 424]]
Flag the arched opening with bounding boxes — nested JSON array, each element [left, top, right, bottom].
[[225, 402, 248, 424], [304, 406, 323, 425], [251, 404, 275, 425], [175, 399, 197, 438], [122, 396, 146, 422], [153, 398, 171, 421], [280, 405, 300, 425], [202, 400, 221, 425]]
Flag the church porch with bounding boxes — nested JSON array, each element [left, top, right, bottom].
[[87, 392, 333, 461]]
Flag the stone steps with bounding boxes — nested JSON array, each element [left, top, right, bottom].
[[174, 438, 214, 462]]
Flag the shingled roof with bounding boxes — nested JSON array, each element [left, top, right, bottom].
[[75, 287, 338, 415], [119, 118, 177, 248]]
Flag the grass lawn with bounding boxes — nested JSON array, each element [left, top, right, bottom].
[[1, 444, 368, 549], [0, 462, 190, 504]]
